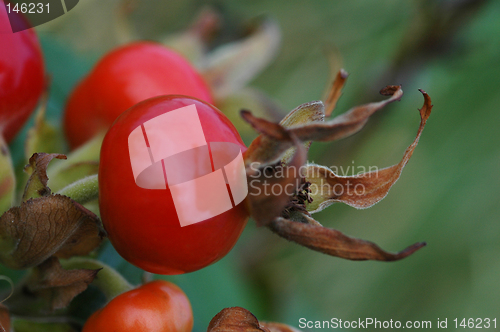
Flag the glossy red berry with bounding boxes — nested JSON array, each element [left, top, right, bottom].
[[82, 280, 193, 332], [0, 8, 45, 142], [64, 42, 214, 149], [99, 95, 249, 274]]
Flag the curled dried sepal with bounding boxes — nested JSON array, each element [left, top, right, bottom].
[[202, 18, 281, 99], [289, 85, 403, 141], [22, 153, 66, 201], [0, 194, 104, 269], [26, 257, 100, 310], [247, 134, 307, 227], [269, 216, 426, 261], [280, 101, 325, 128], [324, 69, 349, 117], [279, 101, 325, 164], [305, 89, 433, 213], [242, 101, 324, 168], [242, 86, 402, 167], [242, 110, 294, 168]]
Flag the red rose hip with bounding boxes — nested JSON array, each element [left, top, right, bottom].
[[64, 42, 214, 148], [99, 95, 249, 274]]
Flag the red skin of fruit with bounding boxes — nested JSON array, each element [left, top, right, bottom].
[[99, 95, 249, 274], [0, 8, 45, 142], [82, 280, 193, 332], [64, 41, 214, 149]]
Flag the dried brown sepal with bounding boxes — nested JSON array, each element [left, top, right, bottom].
[[324, 69, 349, 117], [242, 86, 402, 168], [247, 134, 307, 227], [208, 307, 270, 332], [279, 101, 325, 164], [241, 110, 290, 141], [269, 216, 426, 261], [202, 18, 281, 99], [242, 110, 293, 169], [280, 101, 325, 128], [0, 194, 104, 269], [22, 153, 67, 201], [26, 257, 100, 310], [289, 85, 403, 142], [242, 101, 323, 168], [305, 89, 433, 213], [0, 304, 9, 332]]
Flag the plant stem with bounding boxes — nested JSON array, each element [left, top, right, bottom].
[[60, 257, 133, 300], [56, 175, 98, 205], [47, 132, 104, 180]]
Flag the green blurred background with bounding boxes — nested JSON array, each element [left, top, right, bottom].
[[3, 0, 500, 330]]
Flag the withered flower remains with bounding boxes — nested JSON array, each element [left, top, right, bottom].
[[241, 71, 433, 262]]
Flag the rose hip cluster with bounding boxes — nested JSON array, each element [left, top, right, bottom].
[[0, 7, 432, 332]]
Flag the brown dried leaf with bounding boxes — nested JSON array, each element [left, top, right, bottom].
[[203, 18, 281, 99], [305, 90, 433, 213], [0, 195, 104, 269], [208, 307, 270, 332], [242, 86, 402, 167], [247, 134, 307, 227], [27, 257, 100, 310], [0, 304, 9, 332], [324, 69, 349, 117], [22, 153, 67, 201], [269, 216, 426, 261]]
